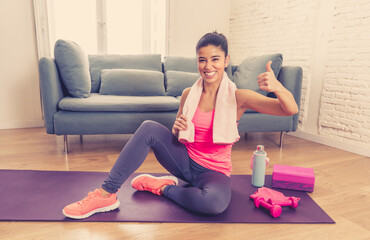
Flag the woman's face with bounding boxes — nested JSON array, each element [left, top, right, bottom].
[[197, 45, 230, 85]]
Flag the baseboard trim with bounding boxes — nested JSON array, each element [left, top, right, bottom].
[[288, 131, 370, 157], [0, 120, 44, 130]]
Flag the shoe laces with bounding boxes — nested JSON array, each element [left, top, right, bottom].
[[78, 191, 98, 205]]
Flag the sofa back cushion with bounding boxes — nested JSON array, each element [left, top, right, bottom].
[[165, 71, 200, 97], [54, 39, 91, 98], [99, 69, 165, 96], [233, 53, 283, 96], [89, 54, 162, 93], [164, 56, 199, 73]]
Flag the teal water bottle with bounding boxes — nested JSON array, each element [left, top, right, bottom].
[[251, 145, 267, 187]]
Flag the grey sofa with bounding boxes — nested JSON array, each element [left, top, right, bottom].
[[39, 41, 302, 153]]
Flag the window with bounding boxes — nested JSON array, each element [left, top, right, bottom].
[[49, 0, 98, 54], [106, 0, 144, 54], [34, 0, 167, 58]]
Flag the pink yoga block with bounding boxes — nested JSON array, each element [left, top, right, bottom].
[[272, 165, 315, 192]]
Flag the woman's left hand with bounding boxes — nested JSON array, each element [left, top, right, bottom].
[[257, 61, 283, 93]]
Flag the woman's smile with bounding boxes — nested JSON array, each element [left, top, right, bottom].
[[204, 71, 217, 78]]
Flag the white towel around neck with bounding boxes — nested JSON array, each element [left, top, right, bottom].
[[178, 72, 240, 144]]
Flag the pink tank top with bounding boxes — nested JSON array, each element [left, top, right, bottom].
[[184, 106, 233, 176]]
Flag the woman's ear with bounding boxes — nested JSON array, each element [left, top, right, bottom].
[[225, 54, 230, 68]]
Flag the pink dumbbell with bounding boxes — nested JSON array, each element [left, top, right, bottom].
[[254, 197, 282, 218], [268, 196, 300, 208]]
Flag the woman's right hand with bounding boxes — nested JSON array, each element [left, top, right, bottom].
[[172, 114, 188, 136]]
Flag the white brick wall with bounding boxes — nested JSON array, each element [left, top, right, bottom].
[[229, 0, 370, 147], [229, 0, 318, 127], [319, 0, 370, 145]]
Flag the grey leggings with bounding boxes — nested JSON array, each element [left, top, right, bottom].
[[102, 120, 231, 215]]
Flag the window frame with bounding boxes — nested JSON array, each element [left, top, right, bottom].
[[33, 0, 169, 59]]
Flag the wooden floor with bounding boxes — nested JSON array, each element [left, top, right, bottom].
[[0, 127, 369, 240]]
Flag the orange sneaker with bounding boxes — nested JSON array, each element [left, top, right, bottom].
[[62, 189, 120, 219], [131, 174, 178, 195]]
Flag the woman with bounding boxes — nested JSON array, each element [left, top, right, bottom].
[[62, 32, 298, 219]]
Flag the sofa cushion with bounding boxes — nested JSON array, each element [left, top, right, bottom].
[[233, 53, 283, 96], [164, 56, 198, 73], [165, 71, 199, 97], [58, 93, 179, 112], [89, 54, 162, 93], [99, 69, 165, 96], [54, 39, 91, 98]]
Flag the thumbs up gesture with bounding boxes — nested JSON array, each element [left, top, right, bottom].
[[257, 61, 283, 93]]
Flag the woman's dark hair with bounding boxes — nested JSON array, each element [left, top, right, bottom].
[[196, 31, 228, 56]]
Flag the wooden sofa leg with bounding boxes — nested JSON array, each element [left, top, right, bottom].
[[80, 135, 83, 143], [63, 135, 68, 154], [278, 132, 284, 149]]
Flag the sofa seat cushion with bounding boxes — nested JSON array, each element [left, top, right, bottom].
[[58, 93, 179, 112], [238, 112, 293, 132]]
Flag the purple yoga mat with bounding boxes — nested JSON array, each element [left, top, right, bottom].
[[0, 170, 334, 223]]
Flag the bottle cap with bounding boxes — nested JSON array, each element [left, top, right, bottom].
[[257, 145, 264, 151]]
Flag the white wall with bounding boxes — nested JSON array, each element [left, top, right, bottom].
[[319, 0, 370, 146], [0, 0, 43, 129], [167, 0, 230, 57], [229, 0, 370, 156]]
